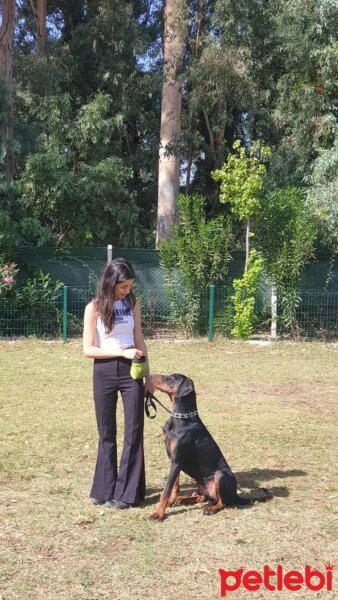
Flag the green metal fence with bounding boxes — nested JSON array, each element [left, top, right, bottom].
[[5, 245, 336, 340], [0, 244, 332, 339], [0, 289, 63, 338], [295, 290, 338, 338], [1, 284, 337, 340]]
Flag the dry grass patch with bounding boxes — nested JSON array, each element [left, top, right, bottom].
[[0, 338, 337, 599]]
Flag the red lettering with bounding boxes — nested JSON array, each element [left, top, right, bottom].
[[326, 565, 334, 591], [277, 565, 283, 591], [263, 565, 276, 591], [305, 566, 325, 591], [218, 564, 334, 595], [242, 571, 262, 591], [284, 571, 304, 591], [219, 569, 243, 597]]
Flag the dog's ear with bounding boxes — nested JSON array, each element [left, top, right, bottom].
[[176, 375, 195, 399]]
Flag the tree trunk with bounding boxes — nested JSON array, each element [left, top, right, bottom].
[[185, 150, 193, 195], [29, 0, 46, 53], [37, 0, 46, 53], [203, 100, 227, 170], [0, 0, 16, 182], [156, 0, 185, 245], [184, 0, 203, 197]]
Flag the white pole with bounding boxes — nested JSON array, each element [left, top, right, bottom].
[[271, 284, 277, 339], [107, 244, 113, 264], [245, 219, 250, 272]]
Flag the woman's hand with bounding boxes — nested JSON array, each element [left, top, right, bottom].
[[122, 348, 144, 360], [144, 376, 155, 396]]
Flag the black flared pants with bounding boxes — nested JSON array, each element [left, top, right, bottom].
[[90, 357, 145, 504]]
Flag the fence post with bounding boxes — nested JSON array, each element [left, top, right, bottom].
[[107, 244, 113, 264], [271, 285, 277, 339], [208, 285, 215, 341], [62, 285, 68, 343]]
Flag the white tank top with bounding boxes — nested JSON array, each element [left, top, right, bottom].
[[96, 299, 134, 352]]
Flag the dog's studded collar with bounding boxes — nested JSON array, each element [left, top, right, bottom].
[[171, 410, 199, 419], [145, 393, 199, 420]]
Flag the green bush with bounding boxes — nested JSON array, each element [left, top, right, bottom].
[[0, 261, 63, 337], [255, 187, 317, 334], [231, 250, 264, 340], [159, 194, 232, 334]]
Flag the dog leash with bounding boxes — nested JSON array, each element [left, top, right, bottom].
[[145, 392, 199, 420], [145, 392, 172, 419]]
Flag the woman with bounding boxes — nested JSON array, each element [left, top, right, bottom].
[[83, 258, 153, 509]]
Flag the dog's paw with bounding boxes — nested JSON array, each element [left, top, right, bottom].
[[202, 506, 213, 515], [149, 511, 166, 521], [203, 503, 223, 515]]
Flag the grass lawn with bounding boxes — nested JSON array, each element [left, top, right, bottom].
[[0, 338, 337, 599]]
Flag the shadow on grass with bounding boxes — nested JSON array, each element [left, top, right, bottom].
[[236, 468, 307, 499]]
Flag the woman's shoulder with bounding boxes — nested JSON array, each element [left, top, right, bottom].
[[85, 299, 99, 317]]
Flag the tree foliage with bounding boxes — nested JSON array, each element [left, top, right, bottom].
[[212, 139, 270, 271], [0, 0, 338, 256], [231, 249, 264, 340], [255, 187, 317, 330], [1, 0, 160, 248], [212, 140, 270, 222], [159, 193, 232, 332], [307, 118, 338, 251], [160, 194, 232, 288], [19, 92, 139, 246]]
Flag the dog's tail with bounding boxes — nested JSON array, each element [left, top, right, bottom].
[[235, 488, 273, 506]]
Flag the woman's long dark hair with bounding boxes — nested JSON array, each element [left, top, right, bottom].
[[94, 258, 136, 332]]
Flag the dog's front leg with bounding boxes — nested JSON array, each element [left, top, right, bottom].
[[167, 475, 180, 507], [150, 462, 181, 521]]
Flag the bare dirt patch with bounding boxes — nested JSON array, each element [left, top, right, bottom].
[[261, 382, 338, 418]]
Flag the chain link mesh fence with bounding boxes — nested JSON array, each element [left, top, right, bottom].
[[1, 284, 337, 340], [295, 290, 338, 338], [0, 289, 63, 338], [0, 247, 337, 339]]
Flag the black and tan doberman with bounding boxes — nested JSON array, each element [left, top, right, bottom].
[[149, 373, 271, 521]]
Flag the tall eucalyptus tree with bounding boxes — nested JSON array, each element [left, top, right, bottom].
[[157, 0, 186, 244], [0, 0, 16, 181], [28, 0, 46, 53]]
